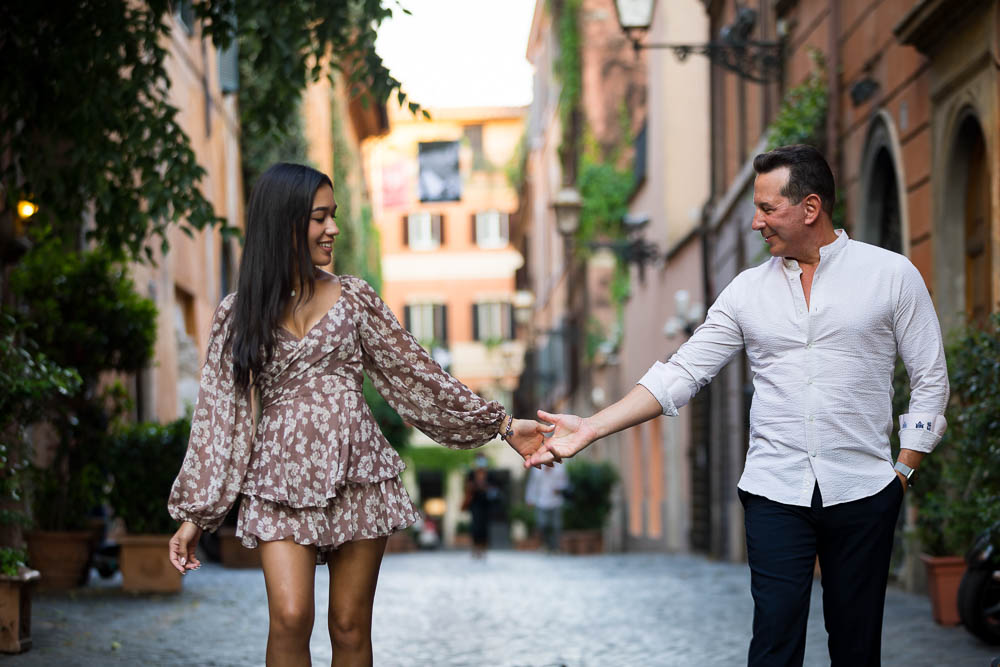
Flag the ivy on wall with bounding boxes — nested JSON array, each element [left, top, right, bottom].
[[329, 98, 383, 292], [766, 48, 828, 150]]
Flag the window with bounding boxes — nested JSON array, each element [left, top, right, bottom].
[[464, 124, 486, 170], [404, 212, 443, 250], [474, 210, 508, 248], [404, 303, 448, 346], [473, 302, 513, 341], [172, 0, 196, 36], [418, 141, 461, 202]]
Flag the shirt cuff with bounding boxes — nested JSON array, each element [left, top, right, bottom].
[[898, 413, 947, 454], [637, 362, 680, 417]]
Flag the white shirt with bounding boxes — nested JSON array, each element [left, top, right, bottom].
[[525, 464, 569, 510], [638, 231, 949, 507]]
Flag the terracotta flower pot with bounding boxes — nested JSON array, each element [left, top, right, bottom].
[[920, 553, 967, 626], [0, 566, 40, 654], [560, 529, 604, 555], [118, 535, 182, 594], [25, 531, 92, 591]]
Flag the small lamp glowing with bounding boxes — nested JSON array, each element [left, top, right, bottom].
[[423, 497, 447, 517], [17, 200, 38, 220]]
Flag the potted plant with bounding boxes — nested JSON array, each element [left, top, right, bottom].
[[509, 503, 539, 550], [106, 418, 190, 593], [0, 549, 39, 653], [9, 236, 156, 590], [561, 459, 618, 554], [0, 314, 79, 649], [912, 314, 1000, 625]]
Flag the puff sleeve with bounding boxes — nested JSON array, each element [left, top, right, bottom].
[[167, 293, 255, 532], [344, 276, 504, 448]]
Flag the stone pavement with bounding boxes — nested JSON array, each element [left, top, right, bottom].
[[8, 551, 998, 666]]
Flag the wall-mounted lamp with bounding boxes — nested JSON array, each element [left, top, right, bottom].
[[552, 186, 582, 238], [614, 1, 783, 84], [662, 289, 705, 338], [17, 200, 38, 220], [512, 290, 536, 325], [849, 76, 879, 107], [588, 211, 663, 282]]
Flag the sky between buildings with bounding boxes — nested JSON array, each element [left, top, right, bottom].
[[375, 0, 536, 109]]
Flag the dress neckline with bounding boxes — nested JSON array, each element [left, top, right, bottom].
[[277, 278, 345, 342]]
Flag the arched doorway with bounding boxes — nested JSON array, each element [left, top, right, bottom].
[[859, 117, 905, 254], [940, 111, 994, 326], [959, 118, 993, 326]]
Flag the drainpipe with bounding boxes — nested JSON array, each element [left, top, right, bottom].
[[826, 0, 841, 183]]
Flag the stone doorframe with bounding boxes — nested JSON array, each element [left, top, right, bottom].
[[933, 99, 996, 331], [856, 111, 910, 257]]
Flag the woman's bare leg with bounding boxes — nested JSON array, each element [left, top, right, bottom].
[[326, 536, 388, 667], [260, 539, 318, 667]]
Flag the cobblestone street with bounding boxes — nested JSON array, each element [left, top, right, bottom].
[[10, 551, 998, 666]]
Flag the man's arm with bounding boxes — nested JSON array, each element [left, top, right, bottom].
[[526, 284, 747, 467], [893, 260, 950, 487], [526, 385, 663, 467]]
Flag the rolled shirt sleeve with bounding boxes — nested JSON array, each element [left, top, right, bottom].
[[638, 283, 746, 416]]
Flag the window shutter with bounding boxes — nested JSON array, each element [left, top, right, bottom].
[[218, 38, 239, 94], [404, 305, 411, 332], [472, 213, 479, 245], [403, 215, 410, 247], [433, 214, 444, 246], [500, 213, 509, 244], [436, 304, 448, 345], [506, 303, 515, 339], [472, 304, 480, 341]]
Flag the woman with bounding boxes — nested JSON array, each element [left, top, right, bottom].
[[167, 163, 551, 666]]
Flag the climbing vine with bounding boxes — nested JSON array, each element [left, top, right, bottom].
[[766, 48, 827, 150]]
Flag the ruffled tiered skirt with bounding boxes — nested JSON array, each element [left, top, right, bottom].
[[236, 477, 419, 564]]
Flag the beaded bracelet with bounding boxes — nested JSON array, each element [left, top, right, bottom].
[[499, 414, 515, 442]]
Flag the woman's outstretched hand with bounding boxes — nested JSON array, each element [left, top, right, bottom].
[[168, 521, 203, 575], [525, 410, 599, 468], [504, 418, 556, 463]]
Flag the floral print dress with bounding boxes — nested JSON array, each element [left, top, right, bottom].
[[168, 275, 505, 562]]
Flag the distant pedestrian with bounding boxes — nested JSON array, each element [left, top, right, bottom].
[[525, 463, 568, 552], [463, 456, 496, 559], [166, 163, 552, 666], [528, 145, 949, 666]]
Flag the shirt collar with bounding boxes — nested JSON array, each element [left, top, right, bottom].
[[782, 229, 849, 271]]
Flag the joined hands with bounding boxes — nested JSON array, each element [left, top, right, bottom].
[[521, 409, 598, 468]]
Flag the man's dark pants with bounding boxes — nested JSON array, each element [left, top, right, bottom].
[[739, 478, 904, 667]]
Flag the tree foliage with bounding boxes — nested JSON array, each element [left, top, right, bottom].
[[915, 314, 1000, 555], [766, 48, 827, 151], [8, 234, 157, 386], [0, 0, 410, 260]]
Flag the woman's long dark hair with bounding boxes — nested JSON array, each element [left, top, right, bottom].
[[227, 162, 333, 391]]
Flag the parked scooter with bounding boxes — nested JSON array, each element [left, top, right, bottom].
[[958, 522, 1000, 645]]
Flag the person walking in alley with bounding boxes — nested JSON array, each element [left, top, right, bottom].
[[525, 459, 568, 553], [462, 455, 498, 558], [166, 162, 553, 667], [527, 144, 949, 667]]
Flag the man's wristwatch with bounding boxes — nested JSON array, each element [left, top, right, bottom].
[[893, 461, 915, 488]]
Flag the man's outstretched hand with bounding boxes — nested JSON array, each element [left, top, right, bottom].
[[525, 410, 599, 468], [505, 418, 556, 462]]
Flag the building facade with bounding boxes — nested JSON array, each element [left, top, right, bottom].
[[701, 0, 999, 575], [130, 6, 243, 423], [614, 0, 712, 555], [363, 105, 528, 545]]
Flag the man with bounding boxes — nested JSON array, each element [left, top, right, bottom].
[[527, 144, 949, 666], [525, 463, 569, 552]]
